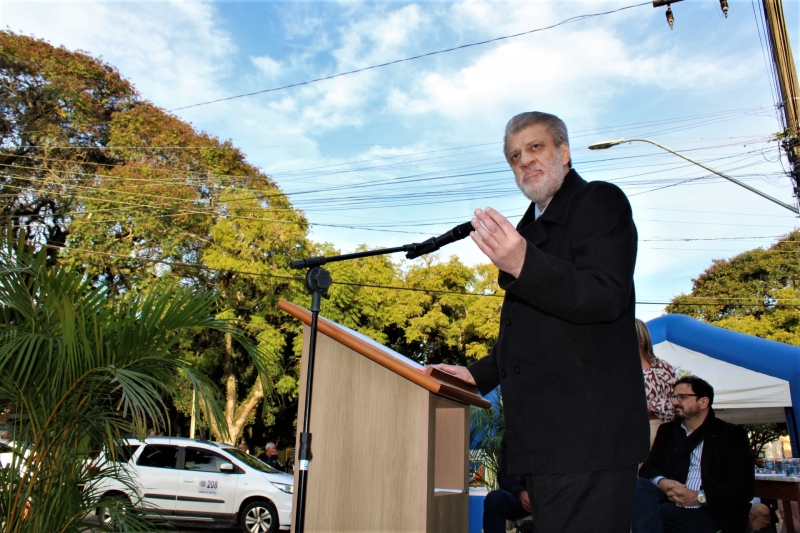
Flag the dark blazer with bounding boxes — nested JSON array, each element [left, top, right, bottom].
[[497, 436, 526, 496], [639, 410, 755, 533], [468, 169, 650, 475]]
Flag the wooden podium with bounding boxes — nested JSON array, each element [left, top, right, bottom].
[[279, 300, 491, 533]]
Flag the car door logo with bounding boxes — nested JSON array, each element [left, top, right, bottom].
[[199, 480, 218, 494]]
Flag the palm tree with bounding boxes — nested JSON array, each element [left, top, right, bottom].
[[0, 240, 268, 532], [470, 394, 504, 490]]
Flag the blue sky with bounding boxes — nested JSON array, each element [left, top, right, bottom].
[[3, 0, 799, 320]]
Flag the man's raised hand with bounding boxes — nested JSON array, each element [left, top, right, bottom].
[[470, 207, 527, 278]]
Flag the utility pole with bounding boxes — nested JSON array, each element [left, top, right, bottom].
[[650, 1, 797, 197], [762, 0, 800, 200]]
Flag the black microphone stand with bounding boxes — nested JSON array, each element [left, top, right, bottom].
[[290, 242, 435, 533]]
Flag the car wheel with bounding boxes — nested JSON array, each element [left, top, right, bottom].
[[240, 499, 278, 533], [96, 493, 130, 527]]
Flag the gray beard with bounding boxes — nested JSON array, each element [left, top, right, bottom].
[[518, 171, 565, 207]]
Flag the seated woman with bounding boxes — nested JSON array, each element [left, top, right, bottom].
[[636, 318, 677, 447]]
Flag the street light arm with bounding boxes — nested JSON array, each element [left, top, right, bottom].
[[590, 137, 799, 214]]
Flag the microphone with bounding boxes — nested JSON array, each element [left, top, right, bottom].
[[406, 221, 474, 260]]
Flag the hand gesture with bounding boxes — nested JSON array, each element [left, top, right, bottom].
[[470, 208, 527, 278]]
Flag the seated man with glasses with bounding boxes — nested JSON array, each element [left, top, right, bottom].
[[632, 375, 755, 533]]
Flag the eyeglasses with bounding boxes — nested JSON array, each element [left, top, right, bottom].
[[671, 394, 699, 402]]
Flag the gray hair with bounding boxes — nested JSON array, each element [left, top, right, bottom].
[[265, 442, 276, 448], [503, 111, 571, 166]]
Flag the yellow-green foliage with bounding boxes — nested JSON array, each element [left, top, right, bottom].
[[668, 230, 800, 346]]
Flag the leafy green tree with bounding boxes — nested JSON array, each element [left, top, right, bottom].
[[63, 104, 312, 444], [293, 250, 503, 367], [303, 245, 405, 344], [0, 30, 137, 258], [1, 31, 311, 446], [460, 263, 504, 361], [396, 256, 476, 365], [199, 185, 310, 444], [0, 238, 264, 533], [392, 257, 502, 366], [667, 230, 800, 345]]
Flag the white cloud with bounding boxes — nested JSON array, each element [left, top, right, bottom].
[[387, 26, 752, 132], [3, 1, 235, 110], [251, 55, 282, 78], [333, 3, 429, 69], [447, 0, 561, 36]]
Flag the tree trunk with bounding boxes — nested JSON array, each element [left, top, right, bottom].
[[216, 332, 266, 445], [224, 332, 236, 443], [229, 381, 265, 446]]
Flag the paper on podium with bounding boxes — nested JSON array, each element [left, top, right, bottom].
[[318, 315, 424, 371], [325, 317, 479, 395]]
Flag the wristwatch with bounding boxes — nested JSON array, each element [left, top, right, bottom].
[[697, 490, 707, 505]]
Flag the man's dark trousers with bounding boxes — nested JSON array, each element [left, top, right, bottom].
[[632, 477, 716, 533], [524, 464, 638, 532], [483, 489, 529, 533]]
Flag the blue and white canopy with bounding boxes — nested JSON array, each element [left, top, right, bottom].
[[647, 314, 800, 424]]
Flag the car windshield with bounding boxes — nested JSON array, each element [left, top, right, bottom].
[[223, 447, 281, 473]]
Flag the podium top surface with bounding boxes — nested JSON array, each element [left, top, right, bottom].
[[279, 300, 491, 409]]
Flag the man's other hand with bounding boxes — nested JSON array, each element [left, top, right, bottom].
[[516, 490, 532, 513], [657, 478, 699, 506], [471, 208, 527, 278], [431, 364, 476, 386]]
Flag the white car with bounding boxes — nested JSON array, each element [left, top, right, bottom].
[[90, 437, 293, 533], [0, 439, 32, 476]]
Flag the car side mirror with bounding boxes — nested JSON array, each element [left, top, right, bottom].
[[220, 462, 234, 472]]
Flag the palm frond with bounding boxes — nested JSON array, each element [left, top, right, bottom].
[[0, 243, 248, 533]]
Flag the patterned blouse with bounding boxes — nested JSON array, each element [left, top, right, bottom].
[[643, 358, 676, 422]]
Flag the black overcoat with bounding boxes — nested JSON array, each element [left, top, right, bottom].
[[468, 169, 650, 475], [638, 411, 755, 533]]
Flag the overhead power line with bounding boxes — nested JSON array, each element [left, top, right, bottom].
[[46, 244, 800, 308], [6, 133, 775, 188], [15, 106, 776, 152], [641, 235, 789, 241], [168, 2, 651, 112]]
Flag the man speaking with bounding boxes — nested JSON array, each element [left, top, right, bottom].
[[437, 111, 650, 532]]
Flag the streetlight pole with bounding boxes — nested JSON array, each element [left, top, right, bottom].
[[587, 137, 799, 215]]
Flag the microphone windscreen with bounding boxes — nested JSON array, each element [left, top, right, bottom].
[[452, 221, 474, 240]]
